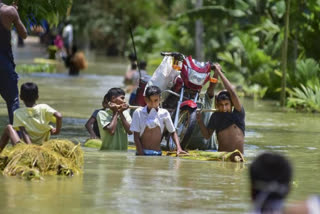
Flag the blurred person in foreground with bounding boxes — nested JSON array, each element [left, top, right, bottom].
[[0, 0, 27, 124], [249, 152, 292, 214]]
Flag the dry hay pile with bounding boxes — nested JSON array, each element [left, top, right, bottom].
[[0, 139, 83, 180]]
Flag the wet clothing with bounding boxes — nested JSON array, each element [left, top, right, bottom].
[[137, 149, 162, 156], [188, 93, 217, 150], [207, 107, 245, 135], [62, 24, 73, 50], [130, 106, 175, 136], [91, 108, 103, 138], [0, 3, 20, 124], [13, 104, 57, 145], [97, 109, 132, 151]]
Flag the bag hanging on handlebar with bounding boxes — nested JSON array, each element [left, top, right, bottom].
[[144, 56, 179, 95]]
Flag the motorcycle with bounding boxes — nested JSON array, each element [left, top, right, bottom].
[[134, 52, 217, 151]]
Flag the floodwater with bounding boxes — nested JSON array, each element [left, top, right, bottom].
[[0, 38, 319, 213]]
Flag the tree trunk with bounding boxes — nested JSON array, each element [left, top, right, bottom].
[[195, 0, 204, 61], [280, 0, 291, 106]]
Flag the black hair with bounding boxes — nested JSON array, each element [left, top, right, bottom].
[[216, 90, 231, 102], [250, 152, 292, 203], [105, 88, 125, 102], [128, 53, 137, 62], [131, 62, 137, 70], [145, 86, 161, 99], [20, 82, 39, 103], [139, 60, 147, 70]]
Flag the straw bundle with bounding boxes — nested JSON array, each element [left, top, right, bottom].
[[71, 51, 87, 70], [42, 139, 84, 169], [0, 139, 84, 179]]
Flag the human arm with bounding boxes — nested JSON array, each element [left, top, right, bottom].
[[214, 64, 242, 112], [85, 116, 98, 139], [119, 104, 132, 135], [171, 132, 188, 155], [103, 111, 118, 135], [206, 70, 219, 98], [51, 111, 62, 135], [10, 5, 27, 39], [134, 132, 144, 155], [19, 126, 32, 144], [196, 111, 214, 139]]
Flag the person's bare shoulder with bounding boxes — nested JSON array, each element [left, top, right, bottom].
[[1, 5, 18, 21]]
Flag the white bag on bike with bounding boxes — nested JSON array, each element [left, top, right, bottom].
[[144, 56, 179, 95]]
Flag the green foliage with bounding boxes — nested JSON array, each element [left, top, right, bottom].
[[3, 0, 72, 26], [65, 0, 320, 107], [287, 59, 320, 89], [16, 64, 56, 74], [242, 84, 268, 99], [71, 0, 166, 54], [287, 82, 320, 112]]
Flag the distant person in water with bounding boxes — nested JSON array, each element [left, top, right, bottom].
[[197, 63, 245, 153], [97, 88, 132, 150], [65, 45, 87, 76], [124, 52, 137, 85], [85, 94, 109, 139], [249, 152, 292, 214], [129, 60, 150, 105], [0, 82, 62, 153], [0, 1, 27, 124], [130, 86, 187, 156]]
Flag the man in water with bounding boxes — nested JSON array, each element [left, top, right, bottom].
[[0, 1, 27, 124]]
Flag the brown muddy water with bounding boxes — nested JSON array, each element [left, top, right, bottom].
[[0, 39, 319, 213]]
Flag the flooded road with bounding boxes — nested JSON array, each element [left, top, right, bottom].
[[0, 38, 319, 213]]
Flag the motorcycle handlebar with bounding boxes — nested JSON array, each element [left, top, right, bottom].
[[160, 52, 185, 60], [161, 52, 224, 73]]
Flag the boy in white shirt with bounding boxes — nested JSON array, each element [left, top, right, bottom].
[[130, 86, 187, 156]]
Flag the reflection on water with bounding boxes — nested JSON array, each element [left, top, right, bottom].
[[0, 47, 320, 213]]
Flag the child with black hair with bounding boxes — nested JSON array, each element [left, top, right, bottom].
[[97, 88, 132, 150], [249, 152, 292, 214], [130, 85, 187, 156], [197, 64, 245, 153], [85, 94, 108, 139], [0, 82, 62, 152]]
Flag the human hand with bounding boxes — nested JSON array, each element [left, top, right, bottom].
[[212, 63, 222, 74], [109, 102, 120, 113], [90, 134, 97, 139], [119, 103, 129, 112], [176, 149, 189, 156], [50, 128, 60, 135], [196, 110, 202, 122]]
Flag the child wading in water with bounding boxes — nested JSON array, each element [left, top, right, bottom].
[[197, 64, 245, 154], [85, 94, 108, 139], [130, 86, 187, 156], [0, 82, 62, 152], [97, 88, 132, 150]]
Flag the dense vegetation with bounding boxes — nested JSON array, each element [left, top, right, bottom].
[[5, 0, 320, 112]]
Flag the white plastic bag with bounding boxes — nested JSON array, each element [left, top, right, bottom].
[[144, 56, 179, 95]]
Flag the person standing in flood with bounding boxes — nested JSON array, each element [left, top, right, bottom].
[[0, 1, 27, 124]]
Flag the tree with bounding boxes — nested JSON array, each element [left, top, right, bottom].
[[3, 0, 72, 26]]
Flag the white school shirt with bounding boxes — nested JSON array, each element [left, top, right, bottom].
[[307, 195, 320, 214], [130, 106, 175, 136]]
